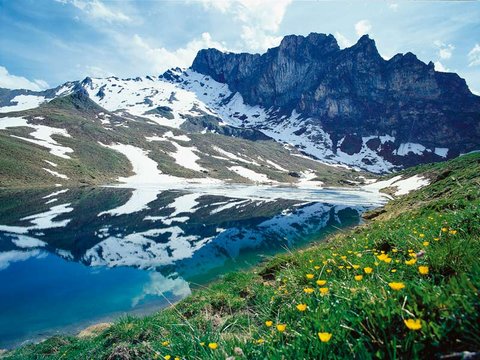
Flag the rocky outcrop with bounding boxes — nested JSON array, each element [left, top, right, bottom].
[[192, 33, 480, 169]]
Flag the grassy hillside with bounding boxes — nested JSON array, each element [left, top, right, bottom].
[[0, 94, 362, 189], [4, 153, 480, 359]]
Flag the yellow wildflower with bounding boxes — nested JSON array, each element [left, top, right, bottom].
[[318, 332, 332, 342], [364, 267, 373, 274], [326, 269, 332, 273], [208, 343, 218, 350], [449, 230, 457, 235], [200, 342, 205, 346], [388, 282, 405, 291], [256, 338, 265, 344], [319, 287, 329, 295], [441, 227, 448, 232], [392, 248, 398, 253], [418, 266, 429, 275], [405, 258, 417, 265], [423, 241, 429, 247], [354, 275, 363, 281], [162, 341, 170, 347], [306, 274, 314, 279], [404, 319, 422, 330], [314, 265, 320, 270], [304, 287, 314, 294], [265, 321, 273, 327], [164, 356, 171, 360], [352, 265, 360, 269], [276, 324, 286, 332], [316, 280, 327, 286], [434, 237, 440, 241], [419, 233, 425, 238], [296, 303, 307, 312], [391, 269, 397, 273]]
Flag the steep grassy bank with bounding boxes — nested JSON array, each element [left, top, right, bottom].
[[5, 153, 480, 359]]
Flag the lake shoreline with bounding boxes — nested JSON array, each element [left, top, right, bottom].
[[0, 184, 388, 350]]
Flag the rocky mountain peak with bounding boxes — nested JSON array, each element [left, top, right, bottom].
[[191, 32, 480, 171], [277, 33, 340, 56], [349, 34, 381, 57]]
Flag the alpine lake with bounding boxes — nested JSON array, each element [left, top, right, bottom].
[[0, 184, 387, 348]]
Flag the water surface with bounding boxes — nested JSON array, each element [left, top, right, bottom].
[[0, 185, 385, 348]]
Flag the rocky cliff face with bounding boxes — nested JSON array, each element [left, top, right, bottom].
[[192, 33, 480, 170]]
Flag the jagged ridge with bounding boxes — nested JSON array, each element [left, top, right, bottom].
[[192, 33, 480, 168]]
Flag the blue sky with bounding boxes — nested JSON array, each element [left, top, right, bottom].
[[0, 0, 479, 93]]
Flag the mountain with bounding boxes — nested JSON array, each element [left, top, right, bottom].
[[0, 85, 358, 188], [0, 32, 479, 184], [192, 33, 480, 172]]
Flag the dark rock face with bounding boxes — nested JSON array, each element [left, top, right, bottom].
[[192, 33, 480, 168]]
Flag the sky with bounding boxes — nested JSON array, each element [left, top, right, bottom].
[[0, 0, 479, 93]]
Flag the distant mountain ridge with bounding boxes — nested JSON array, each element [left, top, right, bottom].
[[0, 32, 479, 177]]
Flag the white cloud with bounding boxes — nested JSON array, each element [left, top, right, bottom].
[[355, 20, 372, 37], [200, 0, 292, 51], [76, 64, 114, 78], [56, 0, 131, 23], [0, 66, 49, 91], [467, 44, 480, 67], [240, 26, 282, 51], [334, 32, 353, 49], [129, 32, 226, 74], [389, 3, 399, 11], [434, 40, 455, 60], [434, 61, 449, 72]]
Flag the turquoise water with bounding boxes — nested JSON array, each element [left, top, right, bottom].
[[0, 186, 383, 348]]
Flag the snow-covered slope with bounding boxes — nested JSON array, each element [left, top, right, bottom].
[[0, 67, 460, 174]]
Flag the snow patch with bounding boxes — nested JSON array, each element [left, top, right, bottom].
[[44, 160, 58, 167], [394, 143, 427, 156], [434, 147, 448, 158], [43, 168, 69, 179], [212, 146, 259, 165], [0, 95, 46, 113], [169, 141, 206, 172], [392, 175, 430, 195], [363, 174, 430, 197], [228, 166, 274, 183], [0, 117, 73, 158]]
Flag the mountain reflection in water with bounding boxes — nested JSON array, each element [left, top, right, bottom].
[[0, 185, 384, 348]]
